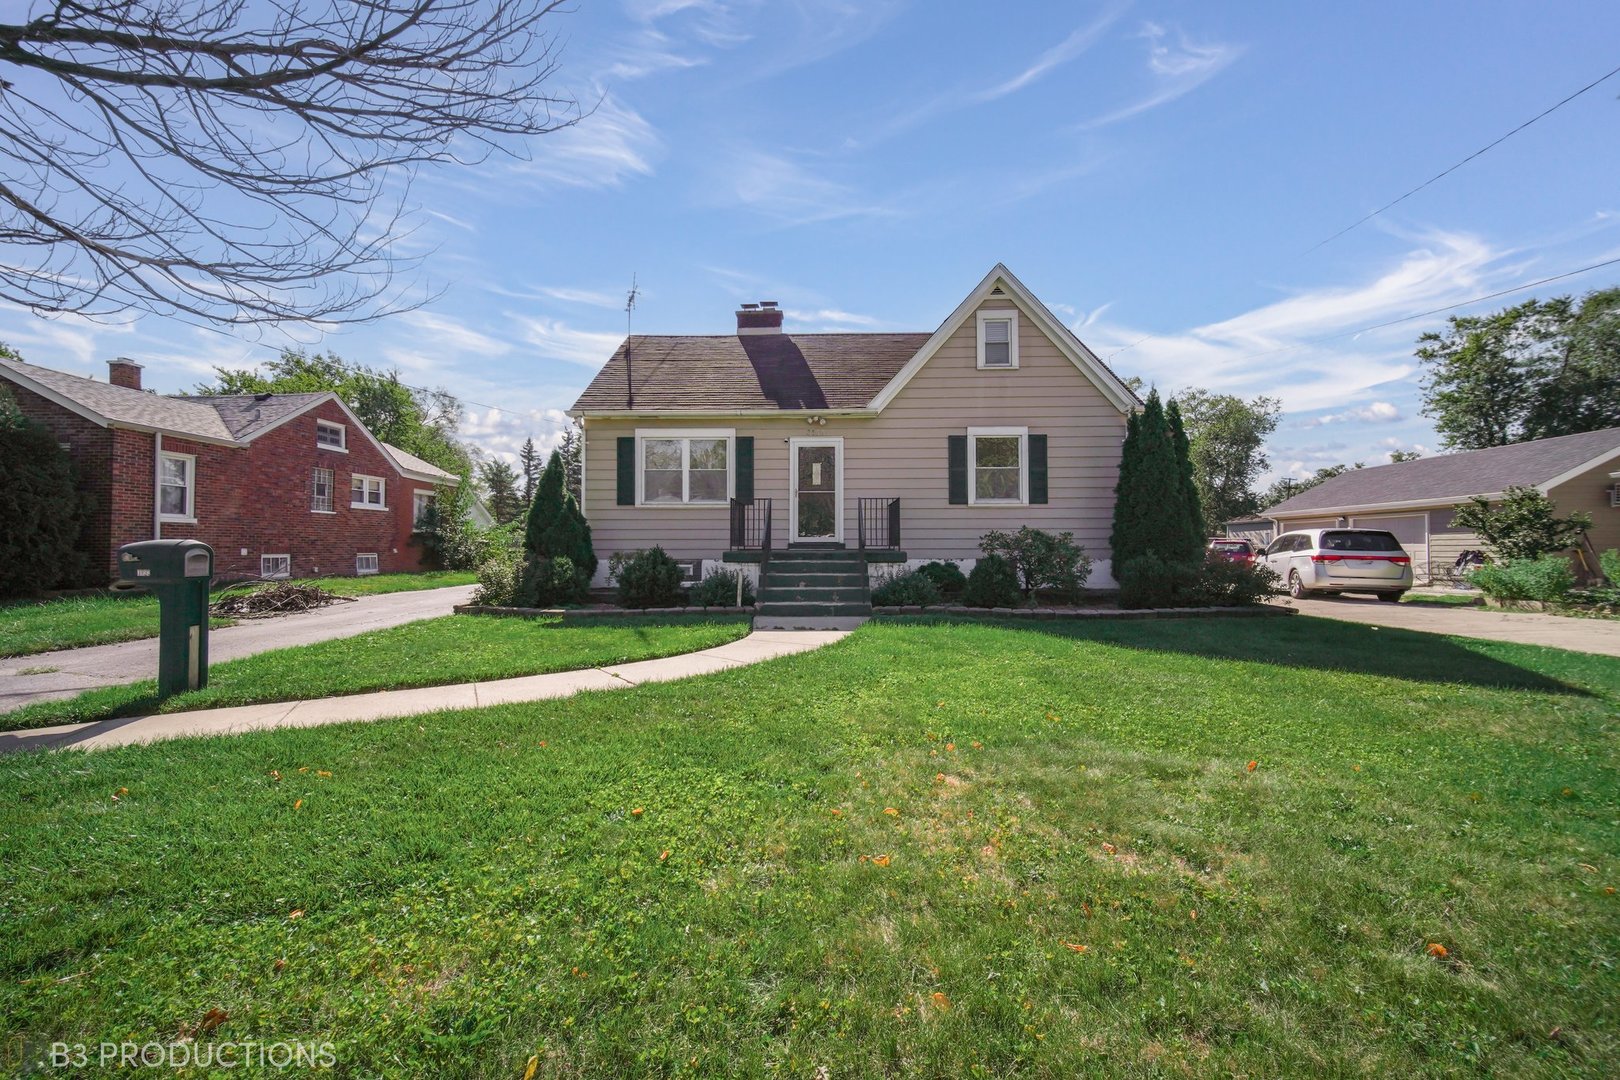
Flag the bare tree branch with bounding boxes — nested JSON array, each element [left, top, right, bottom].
[[0, 0, 580, 325]]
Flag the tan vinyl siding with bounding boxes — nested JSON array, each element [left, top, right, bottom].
[[581, 296, 1128, 566], [1427, 507, 1480, 583], [1548, 458, 1620, 561]]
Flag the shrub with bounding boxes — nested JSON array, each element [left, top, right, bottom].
[[1468, 555, 1576, 604], [915, 560, 967, 598], [1450, 486, 1591, 562], [0, 398, 87, 598], [1601, 548, 1620, 585], [961, 554, 1022, 608], [1117, 554, 1197, 609], [523, 451, 596, 577], [515, 555, 587, 608], [1187, 556, 1285, 607], [871, 570, 943, 607], [615, 547, 686, 609], [689, 568, 754, 608], [980, 527, 1092, 600], [470, 552, 519, 607]]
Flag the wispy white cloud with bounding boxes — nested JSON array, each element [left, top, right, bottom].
[[512, 315, 626, 368], [787, 308, 879, 327], [718, 149, 894, 226], [975, 2, 1130, 101], [397, 311, 512, 358], [509, 94, 660, 189], [1077, 22, 1240, 129], [1301, 401, 1402, 427]]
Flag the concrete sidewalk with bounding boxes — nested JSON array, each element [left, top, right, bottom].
[[1285, 595, 1620, 657], [0, 584, 476, 712], [0, 628, 850, 754]]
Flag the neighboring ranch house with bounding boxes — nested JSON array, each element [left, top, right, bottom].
[[1264, 426, 1620, 583], [569, 264, 1140, 608], [0, 356, 462, 583]]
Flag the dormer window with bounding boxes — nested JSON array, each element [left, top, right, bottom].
[[976, 309, 1019, 369], [316, 420, 346, 450]]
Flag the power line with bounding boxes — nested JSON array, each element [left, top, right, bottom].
[[1304, 61, 1620, 254]]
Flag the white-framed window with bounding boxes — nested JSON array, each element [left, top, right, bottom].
[[350, 474, 386, 509], [158, 451, 196, 521], [412, 489, 437, 530], [355, 553, 379, 575], [976, 309, 1019, 369], [311, 467, 334, 513], [261, 554, 291, 579], [316, 420, 347, 451], [636, 429, 734, 506], [967, 427, 1028, 505]]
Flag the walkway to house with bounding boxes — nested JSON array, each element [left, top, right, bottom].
[[0, 628, 851, 754], [0, 584, 477, 712], [1285, 595, 1620, 658]]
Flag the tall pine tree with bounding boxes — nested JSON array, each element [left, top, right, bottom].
[[518, 437, 540, 505], [1111, 390, 1195, 566], [1165, 398, 1206, 561], [522, 450, 596, 576]]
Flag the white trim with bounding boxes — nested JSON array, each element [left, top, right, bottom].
[[788, 436, 844, 542], [1271, 493, 1509, 518], [350, 473, 387, 510], [976, 309, 1020, 369], [867, 263, 1138, 415], [633, 427, 735, 507], [157, 449, 197, 522], [1538, 443, 1620, 493], [966, 426, 1028, 506], [260, 553, 291, 579], [571, 407, 873, 420], [578, 423, 587, 519], [315, 419, 348, 451], [355, 552, 380, 575]]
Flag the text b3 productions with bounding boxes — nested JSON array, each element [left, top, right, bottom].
[[37, 1041, 337, 1070]]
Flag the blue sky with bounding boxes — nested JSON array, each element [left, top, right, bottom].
[[3, 0, 1618, 484]]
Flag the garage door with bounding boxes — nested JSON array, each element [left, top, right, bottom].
[[1280, 517, 1338, 532], [1351, 513, 1429, 584]]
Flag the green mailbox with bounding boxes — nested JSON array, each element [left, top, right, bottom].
[[116, 539, 213, 697]]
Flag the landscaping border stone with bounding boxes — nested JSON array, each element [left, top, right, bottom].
[[456, 604, 753, 624], [872, 604, 1294, 620]]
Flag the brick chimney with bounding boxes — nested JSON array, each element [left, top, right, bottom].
[[108, 357, 143, 390], [736, 300, 784, 336]]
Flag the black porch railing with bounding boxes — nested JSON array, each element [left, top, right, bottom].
[[857, 497, 901, 551], [729, 497, 773, 555]]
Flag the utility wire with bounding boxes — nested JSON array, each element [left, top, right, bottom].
[[1303, 61, 1620, 254]]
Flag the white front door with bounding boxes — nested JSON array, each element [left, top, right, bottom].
[[789, 437, 843, 542]]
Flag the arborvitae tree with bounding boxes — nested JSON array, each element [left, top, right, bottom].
[[518, 437, 540, 505], [523, 450, 566, 557], [1165, 398, 1207, 561], [1113, 392, 1185, 565], [0, 388, 88, 597]]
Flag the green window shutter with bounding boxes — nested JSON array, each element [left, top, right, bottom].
[[735, 436, 754, 503], [616, 437, 635, 505], [947, 435, 968, 505], [1028, 434, 1048, 504]]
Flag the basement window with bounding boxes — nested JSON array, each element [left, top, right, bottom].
[[261, 554, 291, 580], [356, 553, 379, 575]]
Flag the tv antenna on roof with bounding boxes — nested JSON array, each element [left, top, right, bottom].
[[624, 273, 638, 408]]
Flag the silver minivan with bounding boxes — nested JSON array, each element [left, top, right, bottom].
[[1261, 528, 1413, 602]]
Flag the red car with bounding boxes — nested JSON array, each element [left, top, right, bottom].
[[1207, 538, 1257, 563]]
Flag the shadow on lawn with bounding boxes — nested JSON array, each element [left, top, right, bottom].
[[911, 615, 1595, 696]]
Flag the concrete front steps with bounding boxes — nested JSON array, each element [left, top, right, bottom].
[[756, 547, 872, 620]]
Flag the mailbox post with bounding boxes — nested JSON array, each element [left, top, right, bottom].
[[116, 540, 214, 697]]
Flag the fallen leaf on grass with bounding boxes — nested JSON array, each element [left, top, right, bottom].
[[288, 909, 304, 920], [631, 807, 644, 817], [1246, 760, 1258, 772], [945, 742, 955, 752], [659, 850, 670, 862], [930, 992, 951, 1011], [316, 770, 332, 778], [883, 807, 899, 816], [293, 799, 303, 810], [1101, 843, 1116, 855], [1426, 942, 1448, 958], [971, 741, 982, 749], [829, 808, 842, 817], [523, 1054, 539, 1080], [111, 787, 128, 801], [198, 1007, 228, 1033], [1062, 942, 1088, 954], [270, 770, 281, 781], [272, 959, 286, 973], [871, 855, 892, 867]]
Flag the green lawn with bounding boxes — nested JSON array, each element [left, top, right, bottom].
[[1401, 591, 1483, 607], [2, 617, 1616, 1077], [0, 572, 474, 658], [0, 614, 750, 731]]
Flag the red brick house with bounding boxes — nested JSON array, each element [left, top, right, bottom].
[[1, 356, 461, 582]]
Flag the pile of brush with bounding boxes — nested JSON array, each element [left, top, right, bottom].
[[209, 579, 357, 619]]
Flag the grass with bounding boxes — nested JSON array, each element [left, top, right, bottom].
[[0, 572, 474, 658], [0, 614, 751, 731], [1401, 592, 1483, 607], [2, 617, 1617, 1077]]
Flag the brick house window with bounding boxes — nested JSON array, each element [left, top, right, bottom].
[[356, 553, 379, 575], [350, 474, 386, 509], [316, 420, 347, 450], [413, 490, 437, 530], [158, 451, 196, 521], [311, 467, 334, 512], [261, 554, 291, 579]]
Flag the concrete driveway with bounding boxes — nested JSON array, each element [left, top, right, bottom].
[[0, 584, 475, 712], [1285, 595, 1620, 658]]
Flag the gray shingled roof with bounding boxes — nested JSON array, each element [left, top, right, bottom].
[[383, 442, 457, 482], [1, 357, 236, 442], [1266, 426, 1620, 515], [572, 333, 931, 412], [177, 392, 331, 440]]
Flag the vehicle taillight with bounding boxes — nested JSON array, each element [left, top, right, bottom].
[[1310, 554, 1342, 563], [1388, 555, 1410, 564]]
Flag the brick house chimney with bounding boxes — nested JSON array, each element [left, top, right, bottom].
[[736, 300, 784, 335], [108, 357, 143, 390]]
